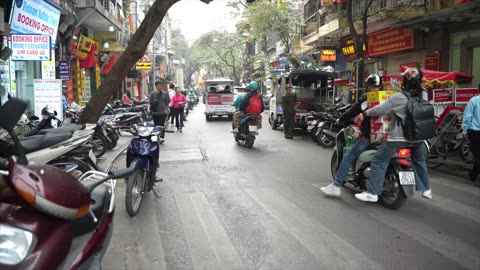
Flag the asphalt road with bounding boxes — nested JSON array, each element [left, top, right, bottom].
[[102, 104, 480, 270]]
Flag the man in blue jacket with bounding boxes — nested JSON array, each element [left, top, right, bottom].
[[462, 94, 480, 183]]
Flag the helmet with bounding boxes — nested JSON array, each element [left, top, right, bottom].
[[249, 81, 259, 90], [402, 67, 423, 90], [17, 114, 29, 126], [365, 74, 382, 87], [245, 83, 252, 91], [41, 106, 54, 119]]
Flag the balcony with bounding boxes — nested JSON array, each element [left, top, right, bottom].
[[76, 0, 123, 32], [302, 12, 346, 46]]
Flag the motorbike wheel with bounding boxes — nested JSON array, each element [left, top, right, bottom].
[[379, 169, 407, 210], [317, 128, 335, 148], [425, 142, 445, 169], [457, 137, 473, 164], [92, 133, 108, 158], [206, 115, 211, 121], [311, 126, 319, 142], [125, 169, 146, 217], [107, 133, 118, 149], [271, 116, 279, 130], [245, 135, 255, 148], [330, 151, 339, 181]]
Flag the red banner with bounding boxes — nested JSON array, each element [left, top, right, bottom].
[[432, 89, 453, 104], [455, 88, 480, 104], [425, 53, 441, 71], [367, 29, 414, 57], [207, 94, 233, 105]]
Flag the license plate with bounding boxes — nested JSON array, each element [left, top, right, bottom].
[[399, 171, 415, 185], [89, 149, 97, 164], [152, 135, 158, 142], [249, 126, 257, 132]]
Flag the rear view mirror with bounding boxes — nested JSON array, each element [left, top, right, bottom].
[[54, 110, 58, 116], [30, 116, 39, 121], [0, 98, 28, 131]]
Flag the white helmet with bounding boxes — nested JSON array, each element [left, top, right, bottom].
[[365, 74, 382, 87], [17, 114, 30, 126]]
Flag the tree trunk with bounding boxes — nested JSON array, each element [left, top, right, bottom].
[[79, 0, 213, 123]]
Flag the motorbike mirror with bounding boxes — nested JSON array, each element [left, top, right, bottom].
[[54, 110, 58, 116], [0, 98, 28, 131], [30, 115, 39, 121]]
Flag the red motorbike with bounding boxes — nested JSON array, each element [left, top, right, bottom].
[[0, 98, 135, 269]]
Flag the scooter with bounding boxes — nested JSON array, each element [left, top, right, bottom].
[[125, 122, 163, 217], [331, 126, 415, 209], [0, 98, 136, 269], [234, 114, 260, 148]]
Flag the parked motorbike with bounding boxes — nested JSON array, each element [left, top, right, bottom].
[[0, 98, 137, 269], [125, 122, 163, 216], [234, 114, 260, 148], [102, 104, 144, 131], [24, 106, 62, 136], [331, 126, 415, 209], [315, 105, 353, 147]]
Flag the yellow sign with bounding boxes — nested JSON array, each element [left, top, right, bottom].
[[76, 35, 95, 59], [136, 62, 152, 70], [367, 91, 397, 103]]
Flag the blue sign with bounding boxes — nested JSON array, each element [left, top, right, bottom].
[[59, 61, 70, 81]]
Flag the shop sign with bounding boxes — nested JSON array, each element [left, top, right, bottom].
[[341, 37, 367, 57], [11, 34, 50, 61], [136, 62, 152, 70], [455, 88, 480, 104], [432, 88, 453, 104], [176, 68, 184, 90], [367, 29, 414, 57], [42, 49, 55, 79], [425, 53, 440, 71], [321, 50, 336, 61], [33, 79, 62, 120], [82, 77, 91, 104], [77, 35, 95, 60], [59, 61, 71, 81], [10, 0, 61, 48]]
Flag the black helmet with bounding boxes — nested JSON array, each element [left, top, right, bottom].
[[402, 67, 423, 90], [365, 74, 382, 87]]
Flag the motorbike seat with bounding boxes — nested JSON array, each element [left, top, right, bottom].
[[20, 133, 73, 153], [70, 179, 110, 236], [37, 124, 85, 135]]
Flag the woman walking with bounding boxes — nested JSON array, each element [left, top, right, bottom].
[[170, 87, 187, 132]]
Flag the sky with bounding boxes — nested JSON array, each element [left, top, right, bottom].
[[168, 0, 242, 44]]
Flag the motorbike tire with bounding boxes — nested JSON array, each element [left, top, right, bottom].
[[107, 133, 118, 149], [271, 116, 279, 130], [311, 126, 319, 142], [379, 168, 407, 210], [125, 169, 146, 217], [425, 142, 445, 169], [317, 127, 335, 148], [92, 133, 108, 158], [245, 135, 255, 148], [206, 115, 211, 121], [330, 151, 339, 181], [457, 137, 473, 163]]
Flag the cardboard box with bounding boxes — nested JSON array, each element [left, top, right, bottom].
[[367, 91, 396, 143], [367, 91, 397, 103]]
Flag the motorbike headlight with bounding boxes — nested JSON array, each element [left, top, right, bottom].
[[137, 127, 153, 137], [0, 224, 36, 265]]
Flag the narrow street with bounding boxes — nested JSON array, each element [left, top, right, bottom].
[[102, 104, 480, 270]]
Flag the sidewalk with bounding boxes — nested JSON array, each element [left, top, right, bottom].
[[97, 134, 132, 172]]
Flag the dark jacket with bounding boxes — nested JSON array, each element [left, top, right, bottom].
[[281, 92, 297, 115], [339, 94, 370, 137], [149, 91, 169, 115], [240, 91, 265, 114]]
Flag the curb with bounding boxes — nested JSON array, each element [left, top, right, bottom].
[[100, 143, 129, 172]]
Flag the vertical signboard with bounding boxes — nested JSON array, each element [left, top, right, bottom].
[[59, 61, 71, 80], [82, 76, 91, 104], [33, 79, 62, 119]]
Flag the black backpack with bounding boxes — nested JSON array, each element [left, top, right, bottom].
[[400, 92, 436, 141]]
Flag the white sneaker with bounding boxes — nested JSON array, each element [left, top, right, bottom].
[[355, 192, 378, 202], [230, 128, 238, 133], [422, 189, 432, 199], [320, 183, 341, 197]]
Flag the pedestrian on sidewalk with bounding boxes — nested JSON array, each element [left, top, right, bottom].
[[170, 87, 187, 132], [281, 85, 297, 139], [149, 80, 169, 142], [462, 94, 480, 183], [168, 83, 176, 125]]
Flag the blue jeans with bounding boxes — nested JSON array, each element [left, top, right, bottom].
[[367, 141, 430, 195], [335, 137, 370, 187]]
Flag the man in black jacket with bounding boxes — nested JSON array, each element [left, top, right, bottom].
[[320, 74, 382, 197]]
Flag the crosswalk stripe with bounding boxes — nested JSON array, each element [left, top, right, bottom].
[[365, 206, 480, 269], [175, 193, 221, 270], [246, 188, 383, 270], [189, 192, 245, 270]]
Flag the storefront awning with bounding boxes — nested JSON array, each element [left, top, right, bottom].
[[390, 1, 480, 30]]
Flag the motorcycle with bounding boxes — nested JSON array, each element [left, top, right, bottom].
[[0, 98, 137, 269], [102, 104, 144, 131], [314, 104, 353, 147], [234, 114, 260, 148], [24, 106, 62, 137], [125, 122, 163, 217], [331, 126, 416, 209]]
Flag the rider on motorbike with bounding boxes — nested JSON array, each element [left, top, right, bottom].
[[355, 67, 432, 202], [230, 84, 252, 133], [239, 81, 264, 130], [320, 74, 382, 197]]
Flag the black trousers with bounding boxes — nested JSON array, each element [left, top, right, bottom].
[[152, 114, 166, 138], [168, 106, 174, 124], [469, 130, 480, 179]]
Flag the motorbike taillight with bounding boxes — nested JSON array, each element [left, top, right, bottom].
[[397, 148, 411, 158]]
